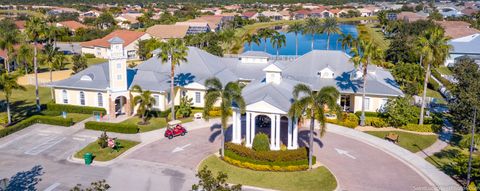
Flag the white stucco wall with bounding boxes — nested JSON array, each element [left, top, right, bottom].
[[54, 88, 109, 113], [352, 95, 389, 112]]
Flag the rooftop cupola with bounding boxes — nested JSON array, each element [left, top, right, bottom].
[[263, 64, 282, 84], [108, 36, 126, 59]]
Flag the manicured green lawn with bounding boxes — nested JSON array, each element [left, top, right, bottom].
[[74, 139, 139, 161], [365, 131, 438, 153], [436, 67, 453, 76], [87, 58, 108, 66], [424, 88, 447, 104], [357, 24, 390, 50], [199, 156, 337, 191], [120, 116, 193, 132], [0, 85, 50, 123]]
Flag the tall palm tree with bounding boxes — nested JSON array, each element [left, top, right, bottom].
[[158, 38, 188, 121], [287, 22, 303, 58], [322, 17, 342, 50], [242, 33, 260, 51], [257, 28, 276, 52], [41, 43, 60, 99], [416, 27, 451, 125], [25, 17, 47, 112], [0, 72, 26, 124], [46, 26, 68, 50], [289, 84, 340, 169], [203, 77, 245, 158], [218, 29, 235, 54], [270, 33, 286, 58], [131, 85, 156, 125], [0, 29, 20, 73], [302, 17, 322, 51], [338, 33, 354, 52], [16, 43, 34, 74], [358, 39, 383, 126]]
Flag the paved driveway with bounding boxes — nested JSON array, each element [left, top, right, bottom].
[[130, 124, 432, 191]]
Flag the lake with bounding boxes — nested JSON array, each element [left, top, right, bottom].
[[243, 24, 359, 56]]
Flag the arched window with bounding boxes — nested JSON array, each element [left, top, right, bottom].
[[80, 91, 85, 106], [62, 90, 68, 104], [97, 93, 103, 107]]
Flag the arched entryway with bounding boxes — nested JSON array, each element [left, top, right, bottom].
[[114, 96, 127, 116], [255, 115, 271, 138]]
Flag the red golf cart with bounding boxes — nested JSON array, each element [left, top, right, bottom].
[[165, 120, 187, 139]]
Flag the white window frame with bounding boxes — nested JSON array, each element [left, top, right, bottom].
[[364, 97, 371, 110], [117, 74, 122, 80], [195, 92, 201, 104], [97, 93, 103, 107], [80, 91, 86, 106], [153, 95, 160, 108], [62, 90, 68, 104]]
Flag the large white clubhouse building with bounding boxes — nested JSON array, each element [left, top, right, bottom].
[[52, 37, 403, 150]]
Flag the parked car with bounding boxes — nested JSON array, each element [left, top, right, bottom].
[[165, 120, 187, 139]]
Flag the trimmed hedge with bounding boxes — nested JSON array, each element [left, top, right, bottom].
[[47, 103, 106, 115], [365, 117, 389, 128], [223, 156, 309, 171], [0, 115, 74, 138], [431, 69, 453, 90], [400, 123, 441, 133], [85, 121, 139, 134], [225, 142, 308, 162], [354, 111, 380, 118], [224, 149, 314, 167], [326, 113, 359, 128]]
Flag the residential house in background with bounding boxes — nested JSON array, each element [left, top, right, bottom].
[[146, 25, 189, 40], [185, 15, 224, 31], [14, 20, 25, 32], [436, 21, 480, 66], [396, 12, 428, 22], [115, 13, 142, 29], [80, 30, 151, 60], [175, 22, 211, 34], [56, 20, 88, 34]]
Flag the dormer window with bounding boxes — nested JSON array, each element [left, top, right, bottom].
[[318, 67, 335, 79], [80, 74, 93, 81]]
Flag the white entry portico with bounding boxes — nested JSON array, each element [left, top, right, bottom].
[[231, 63, 301, 150]]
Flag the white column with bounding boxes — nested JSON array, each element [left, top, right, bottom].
[[232, 110, 240, 144], [287, 117, 293, 149], [275, 114, 281, 150], [236, 111, 241, 143], [292, 117, 298, 149], [250, 113, 256, 145], [270, 114, 275, 150], [246, 112, 251, 147]]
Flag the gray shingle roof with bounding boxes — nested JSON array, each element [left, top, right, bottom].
[[240, 51, 272, 58], [242, 78, 300, 113], [52, 62, 110, 90], [449, 34, 480, 54]]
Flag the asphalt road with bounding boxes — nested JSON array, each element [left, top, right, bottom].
[[0, 122, 431, 191]]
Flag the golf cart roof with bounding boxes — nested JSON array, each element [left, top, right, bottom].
[[168, 120, 182, 126]]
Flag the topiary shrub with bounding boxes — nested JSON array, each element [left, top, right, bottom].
[[365, 117, 389, 128], [252, 133, 270, 151]]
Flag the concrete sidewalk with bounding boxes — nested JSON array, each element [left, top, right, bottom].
[[325, 123, 461, 191]]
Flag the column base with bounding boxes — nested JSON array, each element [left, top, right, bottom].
[[245, 143, 252, 148], [232, 139, 242, 144], [287, 145, 299, 150], [270, 145, 280, 151]]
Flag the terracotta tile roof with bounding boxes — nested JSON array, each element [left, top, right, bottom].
[[14, 21, 25, 30], [188, 15, 223, 28], [146, 25, 189, 39], [294, 9, 310, 15], [461, 8, 478, 16], [80, 30, 146, 48], [329, 8, 343, 14], [242, 11, 257, 18], [396, 12, 427, 22], [436, 21, 480, 39], [57, 20, 87, 31], [310, 7, 327, 13]]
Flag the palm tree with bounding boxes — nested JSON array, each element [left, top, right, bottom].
[[289, 84, 340, 169], [218, 29, 236, 54], [15, 43, 34, 74], [270, 33, 286, 58], [416, 27, 451, 125], [338, 33, 354, 52], [131, 85, 156, 125], [41, 43, 60, 99], [158, 39, 188, 121], [25, 17, 47, 112], [302, 17, 322, 51], [242, 33, 260, 51], [0, 29, 20, 73], [287, 22, 303, 58], [322, 17, 342, 50], [0, 72, 26, 124], [358, 39, 383, 126], [202, 77, 245, 158], [46, 26, 68, 50], [257, 28, 276, 52]]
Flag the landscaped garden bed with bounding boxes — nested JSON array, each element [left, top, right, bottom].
[[199, 155, 337, 191], [223, 142, 315, 172], [74, 135, 139, 162]]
